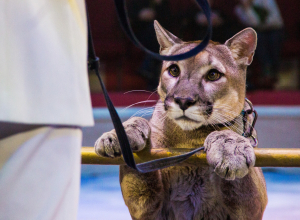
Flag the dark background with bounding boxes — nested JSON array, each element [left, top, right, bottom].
[[86, 0, 300, 91]]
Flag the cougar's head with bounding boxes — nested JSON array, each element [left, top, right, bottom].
[[154, 20, 257, 130]]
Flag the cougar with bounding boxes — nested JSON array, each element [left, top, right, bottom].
[[94, 20, 267, 220]]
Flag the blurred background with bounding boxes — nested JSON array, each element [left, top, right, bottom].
[[80, 0, 300, 219]]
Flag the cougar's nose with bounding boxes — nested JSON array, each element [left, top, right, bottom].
[[174, 97, 196, 111]]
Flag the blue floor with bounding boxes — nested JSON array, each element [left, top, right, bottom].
[[78, 166, 300, 220], [78, 166, 131, 220]]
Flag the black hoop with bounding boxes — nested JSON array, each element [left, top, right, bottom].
[[114, 0, 212, 61]]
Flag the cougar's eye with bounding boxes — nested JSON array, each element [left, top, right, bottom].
[[168, 64, 180, 77], [207, 69, 222, 81]]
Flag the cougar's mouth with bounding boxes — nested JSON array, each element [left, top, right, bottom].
[[175, 116, 200, 123]]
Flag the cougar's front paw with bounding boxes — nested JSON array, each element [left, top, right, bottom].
[[94, 117, 150, 158], [204, 130, 255, 180], [94, 132, 121, 158]]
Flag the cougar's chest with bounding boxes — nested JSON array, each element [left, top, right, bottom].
[[161, 166, 228, 220]]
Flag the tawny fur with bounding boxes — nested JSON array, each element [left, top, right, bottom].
[[95, 21, 267, 220]]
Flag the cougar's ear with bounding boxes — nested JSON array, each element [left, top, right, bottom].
[[225, 28, 257, 66], [154, 20, 183, 55]]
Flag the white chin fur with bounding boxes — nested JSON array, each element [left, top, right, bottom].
[[167, 105, 207, 130], [175, 120, 204, 130], [167, 111, 205, 131]]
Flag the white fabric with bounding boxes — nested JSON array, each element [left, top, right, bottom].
[[0, 127, 82, 220], [0, 0, 94, 126]]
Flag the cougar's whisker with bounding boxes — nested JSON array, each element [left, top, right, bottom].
[[124, 90, 156, 94], [121, 100, 158, 112], [129, 106, 156, 119], [210, 114, 243, 135]]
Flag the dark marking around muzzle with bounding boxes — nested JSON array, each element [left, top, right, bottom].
[[205, 101, 213, 115]]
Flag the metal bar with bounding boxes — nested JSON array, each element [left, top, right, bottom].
[[81, 147, 300, 167]]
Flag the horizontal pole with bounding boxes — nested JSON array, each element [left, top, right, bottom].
[[81, 147, 300, 167]]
